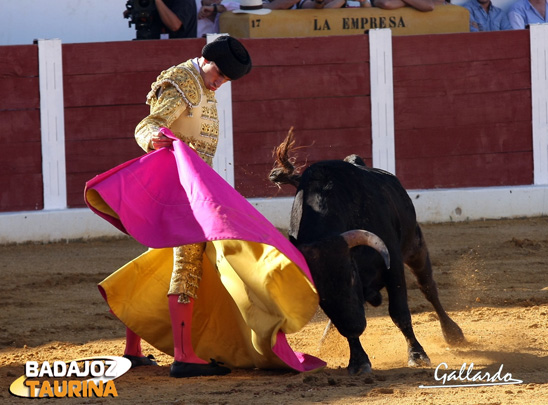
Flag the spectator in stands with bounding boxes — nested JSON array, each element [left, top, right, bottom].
[[366, 0, 435, 11], [263, 0, 302, 9], [299, 0, 347, 8], [196, 0, 240, 37], [298, 0, 441, 8], [507, 0, 547, 29], [462, 0, 512, 31], [124, 0, 197, 39]]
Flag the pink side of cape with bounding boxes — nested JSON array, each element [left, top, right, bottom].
[[85, 128, 325, 372]]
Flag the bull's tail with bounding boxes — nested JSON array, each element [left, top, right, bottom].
[[269, 128, 303, 188]]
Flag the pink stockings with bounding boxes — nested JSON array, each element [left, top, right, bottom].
[[124, 327, 143, 357], [168, 295, 207, 364], [123, 295, 206, 364]]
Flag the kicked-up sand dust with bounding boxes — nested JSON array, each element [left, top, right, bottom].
[[1, 217, 547, 404]]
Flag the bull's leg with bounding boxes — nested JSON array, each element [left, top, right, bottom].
[[347, 337, 372, 375], [405, 225, 465, 345], [324, 299, 371, 375], [385, 261, 431, 367]]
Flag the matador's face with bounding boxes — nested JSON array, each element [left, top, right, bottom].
[[200, 60, 230, 92]]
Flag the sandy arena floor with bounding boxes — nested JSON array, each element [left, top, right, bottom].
[[1, 217, 547, 404]]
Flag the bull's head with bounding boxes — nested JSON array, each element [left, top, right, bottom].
[[298, 230, 390, 338]]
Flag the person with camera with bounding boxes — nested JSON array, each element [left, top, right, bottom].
[[125, 0, 198, 39]]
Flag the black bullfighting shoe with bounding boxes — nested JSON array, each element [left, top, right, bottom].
[[169, 359, 231, 378], [123, 354, 158, 368]]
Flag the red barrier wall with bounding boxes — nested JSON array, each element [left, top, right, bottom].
[[0, 45, 42, 211], [0, 32, 535, 212], [62, 39, 204, 207], [392, 30, 532, 189], [233, 36, 372, 198]]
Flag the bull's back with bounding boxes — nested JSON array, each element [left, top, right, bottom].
[[290, 160, 417, 245]]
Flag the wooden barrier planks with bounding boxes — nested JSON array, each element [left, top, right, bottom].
[[0, 45, 43, 211], [62, 39, 205, 207], [220, 6, 469, 38], [0, 32, 538, 211], [232, 36, 372, 197], [392, 31, 533, 189]]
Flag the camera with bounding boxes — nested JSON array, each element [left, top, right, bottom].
[[124, 0, 158, 40]]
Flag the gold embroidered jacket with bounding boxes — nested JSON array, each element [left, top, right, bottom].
[[135, 60, 219, 166]]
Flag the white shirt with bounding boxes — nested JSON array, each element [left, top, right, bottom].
[[196, 0, 241, 38]]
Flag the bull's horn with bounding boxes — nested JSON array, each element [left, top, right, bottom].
[[341, 230, 391, 269]]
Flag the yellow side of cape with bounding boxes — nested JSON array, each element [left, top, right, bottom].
[[99, 239, 319, 369]]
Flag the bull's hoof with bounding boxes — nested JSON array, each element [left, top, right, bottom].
[[347, 337, 371, 375], [442, 321, 466, 346], [407, 352, 430, 367], [348, 361, 372, 375], [408, 351, 431, 367]]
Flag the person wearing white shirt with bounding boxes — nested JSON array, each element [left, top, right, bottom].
[[196, 0, 240, 37]]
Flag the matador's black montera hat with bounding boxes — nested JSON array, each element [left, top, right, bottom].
[[202, 36, 252, 81]]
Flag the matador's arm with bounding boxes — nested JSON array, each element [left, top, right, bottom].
[[135, 85, 188, 152]]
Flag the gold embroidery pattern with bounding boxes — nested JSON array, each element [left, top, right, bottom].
[[205, 90, 216, 104], [200, 122, 218, 139], [148, 65, 201, 109], [169, 243, 206, 303], [175, 131, 218, 166], [136, 60, 219, 163], [135, 86, 187, 152], [201, 105, 218, 120]]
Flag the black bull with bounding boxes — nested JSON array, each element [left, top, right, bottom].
[[269, 133, 465, 375]]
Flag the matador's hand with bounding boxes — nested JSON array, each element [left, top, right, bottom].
[[150, 132, 174, 150]]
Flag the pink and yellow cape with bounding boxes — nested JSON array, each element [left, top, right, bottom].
[[84, 129, 325, 372]]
